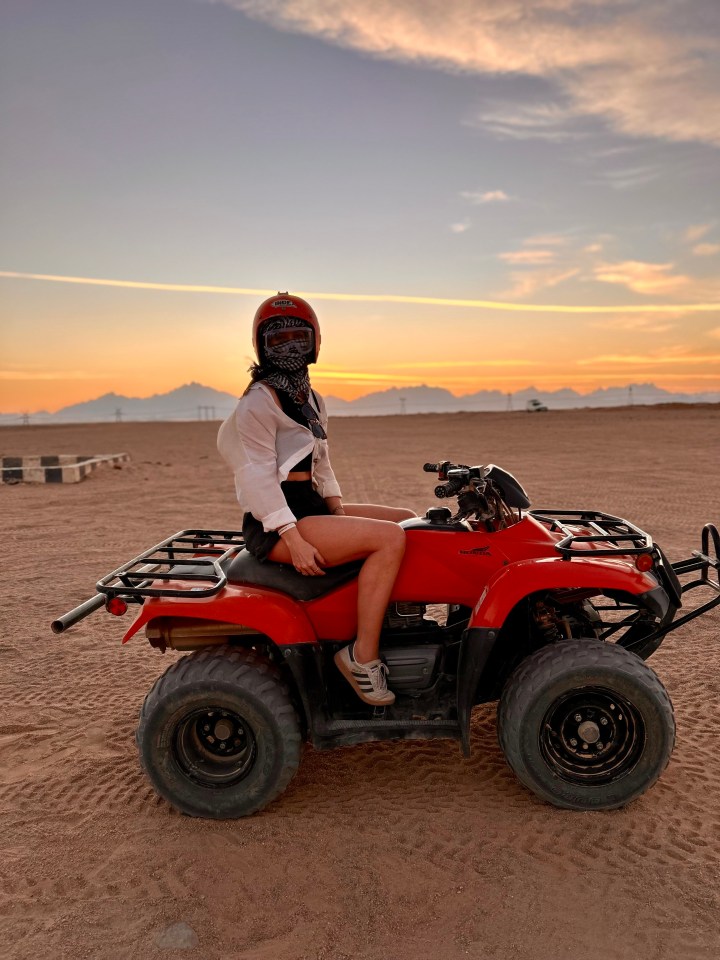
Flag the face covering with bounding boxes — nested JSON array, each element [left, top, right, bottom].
[[259, 317, 314, 400]]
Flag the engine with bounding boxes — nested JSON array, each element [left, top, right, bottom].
[[381, 602, 445, 692], [383, 601, 429, 630]]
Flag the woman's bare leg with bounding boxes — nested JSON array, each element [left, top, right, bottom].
[[268, 515, 406, 662], [342, 503, 417, 522]]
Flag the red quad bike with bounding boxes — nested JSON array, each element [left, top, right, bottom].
[[53, 461, 720, 818]]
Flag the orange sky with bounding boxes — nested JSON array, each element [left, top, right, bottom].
[[1, 273, 719, 412]]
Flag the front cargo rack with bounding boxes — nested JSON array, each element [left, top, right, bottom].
[[96, 529, 245, 600], [528, 510, 653, 559]]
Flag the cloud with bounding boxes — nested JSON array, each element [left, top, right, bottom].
[[501, 267, 580, 299], [3, 270, 718, 313], [219, 1, 720, 146], [584, 243, 603, 253], [565, 56, 720, 145], [467, 101, 586, 142], [578, 352, 720, 366], [692, 243, 720, 257], [449, 221, 471, 233], [382, 359, 534, 368], [593, 261, 691, 295], [499, 249, 557, 265], [495, 233, 590, 292], [593, 164, 661, 190], [460, 189, 510, 204], [0, 369, 103, 381], [684, 223, 714, 243], [311, 369, 421, 383], [590, 314, 678, 334], [524, 234, 567, 247], [709, 327, 720, 340]]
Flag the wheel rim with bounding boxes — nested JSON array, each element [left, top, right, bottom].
[[173, 706, 257, 788], [539, 687, 645, 786]]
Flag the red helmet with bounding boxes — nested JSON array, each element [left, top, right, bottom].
[[252, 293, 321, 363]]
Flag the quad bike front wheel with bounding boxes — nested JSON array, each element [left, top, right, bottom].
[[137, 646, 302, 818], [497, 640, 675, 810]]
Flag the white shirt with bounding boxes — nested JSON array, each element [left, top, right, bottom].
[[217, 381, 343, 531]]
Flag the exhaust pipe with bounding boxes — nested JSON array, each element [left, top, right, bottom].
[[146, 618, 258, 651]]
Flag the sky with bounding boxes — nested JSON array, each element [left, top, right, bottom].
[[1, 0, 719, 412]]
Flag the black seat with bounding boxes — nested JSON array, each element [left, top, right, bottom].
[[223, 550, 365, 601]]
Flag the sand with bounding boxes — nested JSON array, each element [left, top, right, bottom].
[[1, 405, 719, 960]]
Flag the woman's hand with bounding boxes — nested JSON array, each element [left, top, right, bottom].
[[280, 526, 327, 576]]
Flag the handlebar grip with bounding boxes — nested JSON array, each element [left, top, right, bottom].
[[423, 463, 440, 473], [434, 483, 453, 498]]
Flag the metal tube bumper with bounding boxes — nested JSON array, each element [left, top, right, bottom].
[[51, 594, 106, 634]]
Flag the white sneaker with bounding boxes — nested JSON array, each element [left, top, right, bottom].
[[334, 643, 395, 706]]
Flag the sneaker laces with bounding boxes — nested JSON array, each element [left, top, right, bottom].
[[363, 659, 389, 692]]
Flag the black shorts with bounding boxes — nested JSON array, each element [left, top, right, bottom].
[[242, 479, 331, 561]]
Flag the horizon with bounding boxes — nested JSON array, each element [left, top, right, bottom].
[[3, 376, 718, 419], [1, 1, 719, 410]]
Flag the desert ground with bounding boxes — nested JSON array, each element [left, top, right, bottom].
[[1, 404, 719, 960]]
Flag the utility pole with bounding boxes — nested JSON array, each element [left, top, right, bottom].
[[506, 392, 513, 412], [115, 407, 123, 422], [399, 397, 406, 415], [628, 385, 634, 407], [21, 412, 30, 426]]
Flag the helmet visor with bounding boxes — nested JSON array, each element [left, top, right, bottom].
[[263, 323, 314, 357]]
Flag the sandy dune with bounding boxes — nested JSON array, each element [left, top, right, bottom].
[[1, 405, 719, 960]]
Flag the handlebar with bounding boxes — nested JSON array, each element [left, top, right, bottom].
[[424, 460, 470, 481], [425, 459, 491, 528], [425, 460, 479, 500]]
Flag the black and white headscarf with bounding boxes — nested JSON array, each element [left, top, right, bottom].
[[259, 316, 312, 401]]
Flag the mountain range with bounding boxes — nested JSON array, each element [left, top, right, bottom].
[[2, 381, 719, 425]]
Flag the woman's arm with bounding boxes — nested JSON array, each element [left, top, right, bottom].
[[218, 396, 297, 531], [278, 525, 327, 575], [325, 495, 345, 516]]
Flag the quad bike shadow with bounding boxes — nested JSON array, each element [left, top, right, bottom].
[[53, 460, 720, 818]]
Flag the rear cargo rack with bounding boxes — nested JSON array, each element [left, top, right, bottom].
[[528, 510, 653, 558], [96, 529, 245, 600]]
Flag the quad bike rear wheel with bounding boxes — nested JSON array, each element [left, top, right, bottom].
[[137, 646, 302, 818], [497, 640, 675, 810]]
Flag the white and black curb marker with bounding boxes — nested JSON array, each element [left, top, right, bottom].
[[1, 453, 130, 484]]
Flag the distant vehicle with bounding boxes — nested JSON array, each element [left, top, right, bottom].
[[526, 398, 549, 412]]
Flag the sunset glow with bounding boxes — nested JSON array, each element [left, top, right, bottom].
[[1, 1, 719, 414], [2, 268, 720, 411]]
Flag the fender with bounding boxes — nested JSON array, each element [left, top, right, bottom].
[[455, 556, 662, 757], [469, 555, 660, 629], [121, 583, 317, 645]]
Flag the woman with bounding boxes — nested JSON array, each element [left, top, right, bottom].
[[218, 293, 415, 707]]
